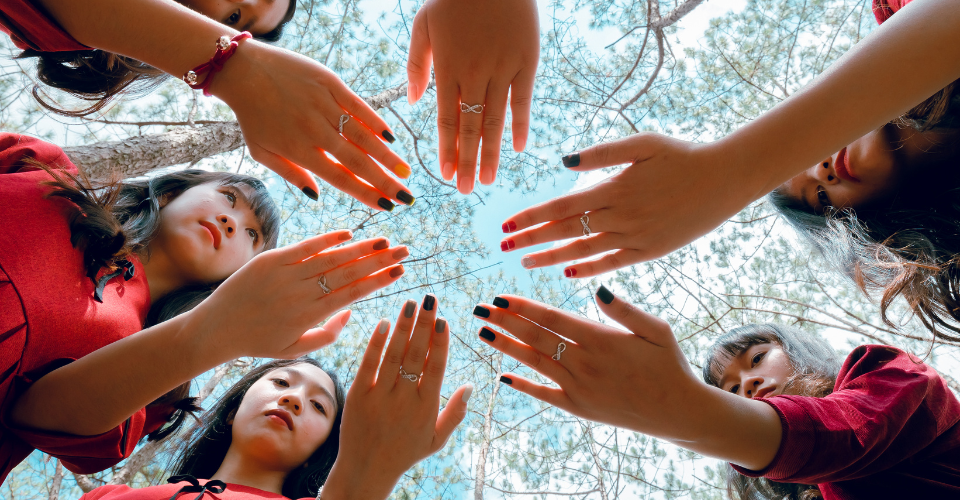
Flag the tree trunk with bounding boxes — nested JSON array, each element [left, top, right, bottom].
[[47, 460, 63, 500], [474, 356, 502, 500]]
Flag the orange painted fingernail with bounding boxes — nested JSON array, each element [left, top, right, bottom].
[[394, 163, 412, 179], [389, 265, 405, 278]]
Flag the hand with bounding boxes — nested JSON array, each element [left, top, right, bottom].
[[499, 133, 756, 277], [321, 295, 472, 500], [407, 0, 540, 194], [212, 42, 416, 211], [190, 230, 409, 360]]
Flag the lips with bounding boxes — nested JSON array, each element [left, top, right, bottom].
[[834, 147, 860, 183], [198, 221, 222, 249], [754, 386, 776, 399], [265, 409, 294, 431]]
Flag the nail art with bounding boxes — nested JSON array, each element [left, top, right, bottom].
[[462, 384, 474, 403], [372, 239, 389, 251], [500, 241, 509, 252], [301, 186, 319, 201], [338, 231, 354, 241], [382, 130, 396, 143], [423, 294, 436, 311], [479, 327, 496, 341], [473, 305, 490, 318], [499, 375, 513, 385], [389, 265, 405, 278], [403, 299, 416, 318], [377, 319, 389, 334], [502, 221, 518, 233], [492, 296, 509, 309], [435, 318, 447, 333], [521, 256, 536, 269], [378, 198, 395, 212], [392, 246, 409, 259], [502, 239, 516, 251], [562, 153, 581, 168], [397, 190, 416, 206], [394, 164, 412, 179], [564, 268, 577, 278], [597, 285, 614, 305]]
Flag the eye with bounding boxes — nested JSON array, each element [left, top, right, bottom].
[[222, 190, 237, 206], [226, 10, 241, 25], [816, 186, 831, 209], [752, 351, 765, 366], [312, 401, 327, 415], [246, 228, 259, 243], [729, 384, 740, 394], [272, 378, 289, 387]]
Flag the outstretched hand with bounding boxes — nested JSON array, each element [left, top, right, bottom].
[[321, 296, 472, 500], [499, 133, 760, 277], [407, 0, 540, 194]]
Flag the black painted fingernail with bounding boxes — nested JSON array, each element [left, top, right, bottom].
[[378, 198, 395, 211], [423, 294, 436, 311], [479, 327, 496, 341], [397, 190, 416, 206], [499, 375, 513, 385], [403, 299, 416, 318], [493, 296, 509, 309], [562, 153, 580, 168], [597, 285, 614, 305], [473, 305, 490, 318], [435, 318, 446, 333], [302, 186, 319, 200], [382, 130, 396, 143]]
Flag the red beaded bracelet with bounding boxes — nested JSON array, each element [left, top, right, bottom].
[[182, 32, 252, 96]]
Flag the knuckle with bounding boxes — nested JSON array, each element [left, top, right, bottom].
[[340, 266, 360, 284], [511, 95, 532, 108], [347, 285, 365, 303], [482, 115, 504, 131], [574, 238, 593, 256], [539, 308, 561, 330], [406, 346, 426, 363], [438, 116, 458, 132], [459, 123, 481, 140], [550, 197, 573, 220], [530, 350, 544, 369], [425, 360, 445, 377], [603, 253, 623, 270], [527, 325, 543, 348], [594, 141, 613, 164], [386, 351, 405, 366]]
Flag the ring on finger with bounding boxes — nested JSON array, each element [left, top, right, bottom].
[[552, 342, 567, 361], [399, 367, 419, 382], [317, 275, 332, 294], [338, 114, 350, 135], [580, 215, 591, 237], [460, 103, 484, 114]]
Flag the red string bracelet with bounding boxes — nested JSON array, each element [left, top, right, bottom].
[[182, 32, 252, 96]]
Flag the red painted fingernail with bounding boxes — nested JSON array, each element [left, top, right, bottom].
[[389, 265, 405, 278], [507, 239, 515, 250], [502, 221, 517, 233], [564, 268, 577, 278], [500, 240, 509, 252]]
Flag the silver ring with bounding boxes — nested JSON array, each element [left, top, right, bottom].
[[580, 215, 591, 236], [338, 114, 350, 134], [460, 103, 484, 114], [552, 342, 566, 361], [317, 275, 332, 294], [399, 367, 419, 382]]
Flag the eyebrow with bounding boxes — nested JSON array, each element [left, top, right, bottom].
[[278, 367, 338, 413]]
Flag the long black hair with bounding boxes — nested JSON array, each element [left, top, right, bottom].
[[169, 358, 346, 498], [19, 0, 298, 117], [703, 324, 844, 500]]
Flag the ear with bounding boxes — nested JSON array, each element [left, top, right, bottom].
[[225, 408, 237, 426], [157, 192, 172, 209]]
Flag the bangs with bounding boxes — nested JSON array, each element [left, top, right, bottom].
[[220, 176, 281, 251], [702, 329, 781, 388]]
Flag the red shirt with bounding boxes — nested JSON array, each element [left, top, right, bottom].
[[873, 0, 913, 25], [0, 0, 87, 51], [0, 133, 168, 483], [733, 345, 960, 499], [81, 480, 310, 500]]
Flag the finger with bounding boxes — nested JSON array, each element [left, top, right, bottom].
[[509, 65, 537, 153], [319, 264, 406, 313], [311, 245, 409, 293], [377, 298, 419, 385], [341, 117, 414, 184], [483, 294, 600, 344], [406, 7, 433, 105], [435, 76, 460, 182], [500, 210, 613, 253], [561, 249, 647, 279], [400, 294, 439, 385], [594, 285, 674, 348], [563, 133, 658, 172], [276, 309, 352, 358], [518, 233, 621, 270], [299, 237, 390, 276], [478, 79, 509, 186], [353, 317, 391, 389], [247, 143, 320, 201], [277, 230, 354, 265], [326, 137, 412, 207], [474, 303, 570, 360], [456, 83, 488, 194], [417, 310, 450, 397], [431, 383, 471, 453], [330, 83, 397, 145], [291, 147, 396, 212], [476, 325, 571, 384], [501, 188, 607, 234], [497, 373, 571, 409]]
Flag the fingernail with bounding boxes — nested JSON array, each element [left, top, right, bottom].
[[397, 190, 416, 206], [423, 294, 436, 311], [492, 297, 509, 309], [392, 246, 409, 259], [458, 175, 473, 194], [377, 318, 389, 334], [435, 318, 446, 333], [302, 186, 319, 200], [564, 267, 577, 278], [372, 239, 389, 251], [502, 221, 517, 233], [514, 136, 527, 151], [408, 83, 419, 104], [382, 130, 396, 143], [473, 305, 490, 318], [499, 375, 513, 385], [500, 239, 515, 252], [403, 299, 416, 318], [597, 285, 614, 305], [562, 153, 581, 168], [339, 231, 353, 241], [479, 327, 496, 341], [442, 162, 454, 179], [341, 310, 352, 326], [394, 164, 412, 179], [378, 198, 395, 211], [389, 265, 404, 278], [521, 256, 536, 269], [462, 384, 474, 403]]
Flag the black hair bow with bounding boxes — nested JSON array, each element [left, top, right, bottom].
[[92, 259, 135, 303], [166, 474, 226, 500]]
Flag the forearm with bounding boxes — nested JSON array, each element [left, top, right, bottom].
[[320, 459, 402, 500], [9, 310, 232, 436], [715, 0, 960, 199]]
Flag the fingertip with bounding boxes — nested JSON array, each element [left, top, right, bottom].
[[341, 309, 352, 326], [596, 284, 615, 305], [442, 162, 455, 181], [461, 384, 474, 403], [408, 82, 419, 105], [377, 317, 390, 334]]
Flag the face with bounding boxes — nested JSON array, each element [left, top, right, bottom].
[[717, 343, 795, 399], [229, 364, 338, 472], [178, 0, 290, 35], [149, 181, 265, 285], [780, 125, 954, 213]]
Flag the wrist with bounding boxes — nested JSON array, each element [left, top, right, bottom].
[[320, 458, 403, 500]]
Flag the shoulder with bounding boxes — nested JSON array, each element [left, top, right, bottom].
[[0, 133, 77, 175], [835, 344, 932, 387]]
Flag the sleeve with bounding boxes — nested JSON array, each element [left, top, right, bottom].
[[0, 133, 78, 176], [0, 0, 88, 51], [873, 0, 915, 25], [80, 485, 137, 500], [732, 345, 960, 484], [0, 359, 175, 475]]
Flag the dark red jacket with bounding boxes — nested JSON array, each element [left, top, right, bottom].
[[0, 133, 168, 483], [0, 0, 87, 51]]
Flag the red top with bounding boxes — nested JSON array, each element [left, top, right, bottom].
[[0, 0, 87, 51], [873, 0, 913, 25], [81, 481, 310, 500], [733, 345, 960, 499], [0, 133, 168, 483]]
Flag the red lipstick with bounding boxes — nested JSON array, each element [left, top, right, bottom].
[[834, 147, 860, 183]]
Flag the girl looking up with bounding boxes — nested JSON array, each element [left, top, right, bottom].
[[0, 132, 408, 484]]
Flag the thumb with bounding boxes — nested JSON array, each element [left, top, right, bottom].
[[278, 309, 352, 358], [594, 285, 675, 348], [431, 384, 472, 453], [563, 132, 661, 172], [406, 8, 433, 105]]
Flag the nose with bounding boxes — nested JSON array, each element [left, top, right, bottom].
[[742, 375, 763, 399], [812, 157, 840, 185], [217, 214, 237, 237], [279, 393, 303, 415]]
